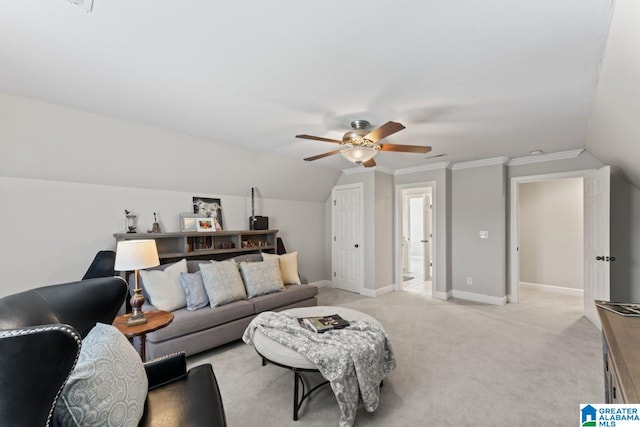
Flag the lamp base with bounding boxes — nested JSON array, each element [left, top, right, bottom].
[[129, 285, 147, 326], [127, 312, 147, 326]]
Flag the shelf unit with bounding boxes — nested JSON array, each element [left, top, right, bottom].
[[114, 230, 278, 261]]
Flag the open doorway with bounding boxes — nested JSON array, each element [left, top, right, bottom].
[[518, 178, 584, 300], [510, 172, 588, 308], [395, 184, 434, 296]]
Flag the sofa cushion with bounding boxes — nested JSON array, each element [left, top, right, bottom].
[[139, 259, 188, 311], [145, 300, 255, 343], [54, 323, 147, 427], [250, 284, 318, 313], [179, 271, 209, 311], [239, 258, 284, 298], [199, 261, 247, 307], [262, 252, 302, 285]]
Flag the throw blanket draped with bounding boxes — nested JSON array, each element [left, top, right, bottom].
[[242, 311, 396, 427]]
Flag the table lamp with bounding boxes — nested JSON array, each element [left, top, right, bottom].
[[115, 239, 160, 326]]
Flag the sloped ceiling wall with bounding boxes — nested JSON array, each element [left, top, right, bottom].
[[587, 0, 640, 189], [0, 92, 341, 202]]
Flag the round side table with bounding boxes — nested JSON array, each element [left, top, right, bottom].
[[113, 310, 174, 361]]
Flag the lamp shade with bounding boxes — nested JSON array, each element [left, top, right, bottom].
[[114, 240, 160, 271], [341, 146, 377, 164]]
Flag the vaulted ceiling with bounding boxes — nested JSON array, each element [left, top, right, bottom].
[[0, 0, 614, 171]]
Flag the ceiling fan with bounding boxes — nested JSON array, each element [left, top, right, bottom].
[[296, 120, 431, 167]]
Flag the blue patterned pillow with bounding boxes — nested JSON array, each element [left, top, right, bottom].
[[54, 323, 147, 426], [179, 271, 209, 311]]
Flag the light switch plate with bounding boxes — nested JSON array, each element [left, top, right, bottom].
[[479, 230, 489, 239]]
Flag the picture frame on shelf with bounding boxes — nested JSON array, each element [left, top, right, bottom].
[[192, 197, 224, 230], [179, 213, 205, 232], [195, 217, 215, 232]]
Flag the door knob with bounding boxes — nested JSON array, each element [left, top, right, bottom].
[[354, 244, 359, 248]]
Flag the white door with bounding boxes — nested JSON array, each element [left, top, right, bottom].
[[584, 166, 610, 327], [408, 196, 424, 277], [423, 195, 432, 281], [332, 185, 363, 293]]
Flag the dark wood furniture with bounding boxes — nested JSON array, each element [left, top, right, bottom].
[[113, 310, 174, 361], [596, 302, 640, 403]]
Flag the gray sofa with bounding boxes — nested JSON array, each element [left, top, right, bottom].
[[132, 254, 318, 359]]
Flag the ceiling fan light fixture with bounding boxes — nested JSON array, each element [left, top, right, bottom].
[[341, 146, 377, 164]]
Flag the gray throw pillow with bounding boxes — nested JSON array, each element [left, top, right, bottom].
[[240, 258, 285, 298], [179, 271, 209, 311], [54, 323, 148, 427], [199, 260, 247, 306]]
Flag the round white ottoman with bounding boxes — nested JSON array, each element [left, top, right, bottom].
[[251, 305, 380, 421], [253, 306, 380, 370]]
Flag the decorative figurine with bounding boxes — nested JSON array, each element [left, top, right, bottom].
[[124, 210, 137, 233], [148, 212, 162, 233]]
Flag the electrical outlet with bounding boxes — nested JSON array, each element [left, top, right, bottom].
[[479, 231, 489, 239], [466, 277, 473, 285]]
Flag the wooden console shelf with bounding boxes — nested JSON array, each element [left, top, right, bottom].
[[114, 230, 278, 261], [596, 302, 640, 403]]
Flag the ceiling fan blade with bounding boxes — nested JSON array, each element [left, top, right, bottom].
[[364, 121, 405, 143], [378, 143, 432, 154], [296, 134, 343, 144], [363, 158, 377, 168], [304, 149, 342, 161]]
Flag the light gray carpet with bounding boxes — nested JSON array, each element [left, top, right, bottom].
[[187, 287, 603, 426]]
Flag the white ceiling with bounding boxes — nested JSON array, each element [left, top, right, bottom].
[[0, 0, 613, 171]]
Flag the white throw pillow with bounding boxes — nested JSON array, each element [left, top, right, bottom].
[[139, 258, 188, 311], [54, 323, 148, 427], [262, 252, 301, 285]]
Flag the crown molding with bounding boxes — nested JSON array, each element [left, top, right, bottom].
[[393, 161, 451, 176], [507, 149, 584, 166], [451, 156, 509, 170]]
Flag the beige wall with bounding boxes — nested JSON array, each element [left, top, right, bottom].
[[518, 178, 583, 289]]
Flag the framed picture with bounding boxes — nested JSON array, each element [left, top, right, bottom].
[[179, 213, 205, 232], [195, 217, 215, 232], [192, 197, 224, 230]]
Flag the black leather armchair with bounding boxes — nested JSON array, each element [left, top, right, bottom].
[[0, 277, 226, 427]]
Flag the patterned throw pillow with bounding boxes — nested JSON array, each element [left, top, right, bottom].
[[262, 251, 301, 285], [199, 260, 247, 307], [54, 323, 148, 427], [179, 271, 209, 311], [239, 258, 285, 298]]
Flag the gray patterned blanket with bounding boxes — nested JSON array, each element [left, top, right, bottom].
[[242, 311, 396, 427]]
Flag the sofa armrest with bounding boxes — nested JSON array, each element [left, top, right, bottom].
[[144, 352, 188, 390]]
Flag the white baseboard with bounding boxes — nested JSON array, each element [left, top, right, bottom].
[[433, 290, 452, 301], [451, 289, 507, 306], [309, 280, 332, 288], [360, 284, 394, 298], [520, 281, 583, 297]]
